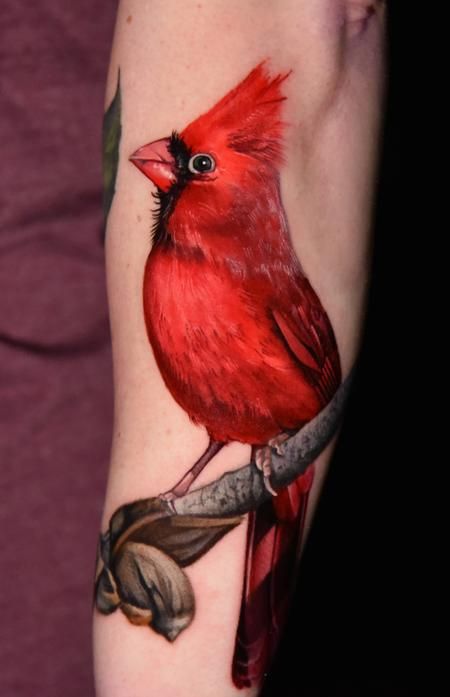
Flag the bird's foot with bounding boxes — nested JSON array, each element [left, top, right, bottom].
[[158, 491, 177, 514], [159, 473, 196, 512], [160, 490, 176, 502], [159, 441, 224, 509], [268, 432, 291, 456], [255, 446, 278, 496]]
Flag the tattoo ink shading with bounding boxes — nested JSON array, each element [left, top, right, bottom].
[[95, 62, 344, 689], [102, 70, 121, 225]]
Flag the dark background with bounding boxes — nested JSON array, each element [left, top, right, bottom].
[[263, 6, 442, 697], [0, 3, 437, 696]]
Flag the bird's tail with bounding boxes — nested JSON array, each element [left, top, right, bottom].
[[232, 464, 314, 689]]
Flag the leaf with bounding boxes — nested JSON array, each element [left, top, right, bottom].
[[125, 514, 243, 567], [95, 500, 241, 642], [114, 542, 195, 641], [95, 566, 120, 615], [102, 70, 121, 223], [109, 497, 170, 549], [107, 496, 242, 568]]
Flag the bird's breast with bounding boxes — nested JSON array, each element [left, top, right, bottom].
[[144, 248, 264, 373], [142, 247, 319, 442]]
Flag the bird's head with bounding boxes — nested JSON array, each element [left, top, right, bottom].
[[130, 62, 290, 243]]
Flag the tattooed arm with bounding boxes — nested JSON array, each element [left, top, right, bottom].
[[93, 2, 386, 695]]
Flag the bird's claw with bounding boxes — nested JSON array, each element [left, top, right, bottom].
[[255, 446, 278, 496], [158, 491, 177, 513], [263, 474, 278, 497], [158, 472, 196, 510], [160, 490, 176, 502], [268, 432, 290, 456]]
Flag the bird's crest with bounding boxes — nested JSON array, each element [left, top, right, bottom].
[[181, 61, 291, 165]]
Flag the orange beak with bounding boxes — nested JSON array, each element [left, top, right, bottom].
[[129, 137, 177, 192]]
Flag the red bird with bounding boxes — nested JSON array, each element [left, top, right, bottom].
[[130, 63, 341, 689]]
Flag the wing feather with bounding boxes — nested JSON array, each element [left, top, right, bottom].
[[272, 280, 341, 405]]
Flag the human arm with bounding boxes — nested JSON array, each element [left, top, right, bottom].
[[93, 2, 386, 695]]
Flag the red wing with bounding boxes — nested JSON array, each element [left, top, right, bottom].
[[233, 283, 341, 689], [272, 282, 341, 406]]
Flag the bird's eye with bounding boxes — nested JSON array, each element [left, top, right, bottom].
[[188, 153, 216, 174]]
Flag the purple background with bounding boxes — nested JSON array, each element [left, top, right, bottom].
[[0, 2, 116, 695]]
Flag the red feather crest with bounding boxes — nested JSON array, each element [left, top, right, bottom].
[[182, 61, 291, 165]]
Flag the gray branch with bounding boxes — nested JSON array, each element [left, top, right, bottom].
[[173, 369, 354, 518]]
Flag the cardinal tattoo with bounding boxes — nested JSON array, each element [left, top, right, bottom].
[[95, 62, 344, 690]]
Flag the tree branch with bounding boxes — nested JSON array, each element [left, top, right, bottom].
[[173, 368, 353, 518]]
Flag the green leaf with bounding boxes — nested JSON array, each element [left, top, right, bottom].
[[102, 70, 121, 223]]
